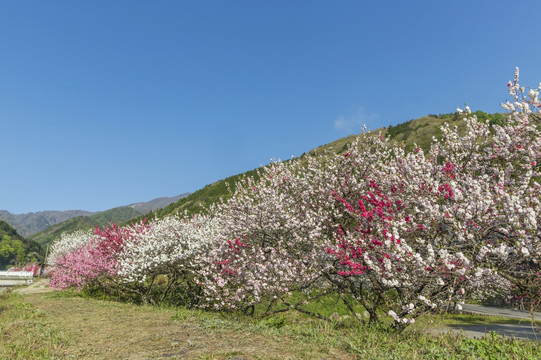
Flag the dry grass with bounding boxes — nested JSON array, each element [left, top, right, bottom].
[[3, 290, 352, 360]]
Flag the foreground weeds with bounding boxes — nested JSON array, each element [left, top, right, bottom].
[[1, 288, 540, 359]]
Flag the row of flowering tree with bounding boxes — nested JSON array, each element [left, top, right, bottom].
[[48, 68, 540, 331]]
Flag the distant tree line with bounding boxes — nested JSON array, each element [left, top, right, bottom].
[[0, 220, 41, 269]]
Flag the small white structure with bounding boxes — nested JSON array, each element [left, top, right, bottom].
[[0, 270, 34, 277], [0, 270, 34, 286]]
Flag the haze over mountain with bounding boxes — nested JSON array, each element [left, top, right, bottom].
[[0, 210, 92, 238], [0, 193, 190, 238], [126, 194, 189, 215]]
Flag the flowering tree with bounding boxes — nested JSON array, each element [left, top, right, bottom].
[[197, 162, 327, 313], [49, 223, 146, 290], [477, 68, 541, 313], [117, 214, 217, 306], [47, 229, 92, 267], [329, 68, 541, 328], [197, 132, 394, 318], [330, 125, 491, 327]]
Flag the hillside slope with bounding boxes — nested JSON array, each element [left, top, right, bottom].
[[130, 169, 261, 224], [308, 111, 504, 156], [1, 194, 189, 238], [127, 193, 190, 214], [137, 111, 504, 222]]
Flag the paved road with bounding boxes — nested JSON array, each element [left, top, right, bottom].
[[433, 304, 541, 341], [461, 304, 541, 321], [446, 323, 541, 342]]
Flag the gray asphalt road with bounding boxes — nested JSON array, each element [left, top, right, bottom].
[[461, 304, 541, 321], [448, 323, 541, 342], [439, 304, 541, 341]]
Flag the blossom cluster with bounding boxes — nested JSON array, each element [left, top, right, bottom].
[[48, 223, 147, 290]]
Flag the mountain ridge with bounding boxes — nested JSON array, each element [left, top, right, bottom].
[[0, 210, 92, 238], [0, 193, 190, 238]]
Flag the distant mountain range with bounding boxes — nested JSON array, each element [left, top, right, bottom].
[[0, 193, 190, 238], [0, 210, 92, 238]]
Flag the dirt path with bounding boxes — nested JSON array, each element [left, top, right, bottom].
[[13, 278, 53, 295]]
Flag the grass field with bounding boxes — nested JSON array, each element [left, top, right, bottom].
[[1, 283, 540, 359]]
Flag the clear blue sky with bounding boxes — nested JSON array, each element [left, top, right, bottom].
[[1, 1, 540, 214]]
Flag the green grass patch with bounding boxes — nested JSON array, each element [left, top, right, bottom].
[[442, 313, 541, 326]]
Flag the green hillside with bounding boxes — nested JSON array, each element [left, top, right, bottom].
[[137, 111, 504, 221], [0, 220, 42, 269], [29, 216, 94, 247], [128, 168, 261, 224], [89, 206, 142, 226], [29, 206, 141, 246], [308, 111, 505, 156]]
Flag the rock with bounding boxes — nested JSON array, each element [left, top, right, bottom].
[[329, 312, 340, 321]]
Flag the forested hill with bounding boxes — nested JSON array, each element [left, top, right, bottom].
[[0, 220, 42, 270], [29, 206, 142, 247], [130, 168, 261, 224], [306, 111, 505, 157]]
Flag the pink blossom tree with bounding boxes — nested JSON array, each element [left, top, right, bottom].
[[49, 222, 146, 291]]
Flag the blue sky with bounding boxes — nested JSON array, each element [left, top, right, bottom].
[[1, 1, 540, 214]]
